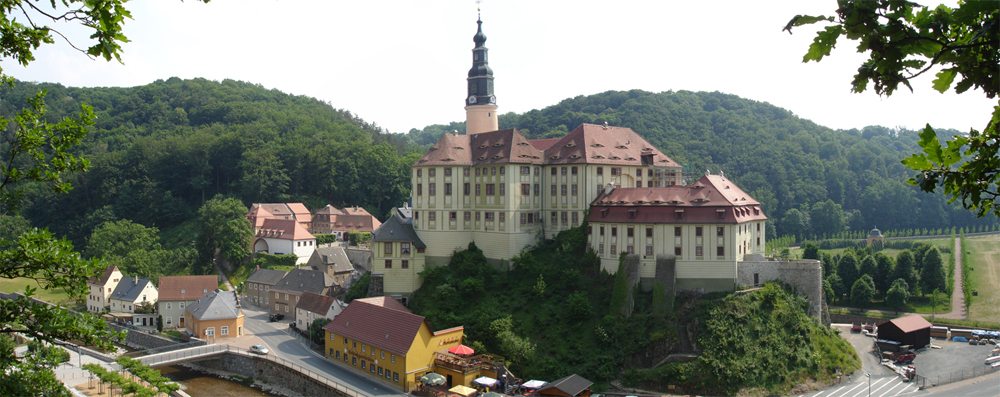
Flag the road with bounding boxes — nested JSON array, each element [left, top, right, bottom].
[[239, 304, 409, 397]]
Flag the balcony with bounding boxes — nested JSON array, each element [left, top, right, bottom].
[[433, 351, 505, 375]]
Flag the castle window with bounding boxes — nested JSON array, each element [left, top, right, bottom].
[[491, 167, 496, 175], [486, 212, 495, 221], [429, 212, 436, 221], [551, 185, 557, 196], [522, 184, 530, 195], [499, 183, 505, 195], [572, 185, 578, 195], [417, 170, 422, 177], [611, 245, 617, 255], [401, 242, 410, 254], [628, 209, 637, 219], [416, 184, 422, 195], [486, 184, 495, 195], [600, 226, 605, 236], [627, 227, 634, 237], [521, 213, 527, 224], [561, 185, 567, 195], [384, 243, 392, 255], [717, 227, 724, 237], [611, 227, 617, 236], [717, 246, 725, 256], [476, 168, 481, 176], [500, 166, 505, 174], [561, 167, 567, 175], [696, 227, 703, 237], [599, 245, 604, 254], [401, 260, 408, 269], [385, 260, 392, 269], [464, 183, 470, 195], [429, 169, 436, 177], [572, 166, 578, 175], [696, 246, 703, 256], [521, 166, 530, 174], [444, 168, 452, 176], [429, 183, 436, 195], [534, 184, 540, 196], [646, 246, 653, 256], [675, 210, 684, 220], [597, 167, 603, 175], [445, 183, 452, 195], [636, 169, 642, 177], [450, 212, 457, 220], [572, 212, 578, 224], [464, 168, 470, 176], [464, 212, 471, 220], [500, 213, 505, 222], [627, 245, 634, 254], [611, 168, 622, 175], [675, 247, 682, 255], [717, 210, 725, 219], [647, 227, 653, 237], [648, 169, 653, 177], [476, 212, 481, 220], [535, 167, 540, 175]]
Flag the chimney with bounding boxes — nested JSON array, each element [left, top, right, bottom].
[[603, 121, 608, 130]]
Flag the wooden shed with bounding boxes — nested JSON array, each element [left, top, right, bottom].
[[877, 315, 932, 348], [537, 374, 593, 397]]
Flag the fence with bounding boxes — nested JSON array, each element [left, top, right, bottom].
[[910, 365, 1000, 389], [141, 344, 371, 397]]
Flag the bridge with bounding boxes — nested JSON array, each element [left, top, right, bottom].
[[134, 344, 370, 397]]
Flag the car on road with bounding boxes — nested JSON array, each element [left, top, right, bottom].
[[249, 344, 269, 355], [269, 313, 284, 322]]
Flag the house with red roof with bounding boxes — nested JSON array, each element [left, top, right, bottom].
[[157, 275, 219, 329], [312, 205, 383, 240], [251, 218, 317, 264], [322, 297, 473, 392], [247, 203, 313, 232]]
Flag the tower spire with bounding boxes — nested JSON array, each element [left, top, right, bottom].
[[465, 14, 498, 134]]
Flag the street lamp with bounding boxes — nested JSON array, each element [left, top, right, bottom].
[[866, 373, 871, 397]]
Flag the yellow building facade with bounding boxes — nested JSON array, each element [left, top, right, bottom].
[[322, 297, 469, 391]]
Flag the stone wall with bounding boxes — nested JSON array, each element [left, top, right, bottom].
[[654, 255, 676, 298], [737, 258, 823, 320], [344, 248, 372, 273], [181, 352, 351, 397]]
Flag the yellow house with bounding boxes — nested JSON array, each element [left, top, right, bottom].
[[372, 206, 426, 303], [323, 297, 490, 392], [186, 289, 245, 341]]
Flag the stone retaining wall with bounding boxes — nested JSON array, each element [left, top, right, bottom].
[[345, 248, 372, 273], [110, 323, 205, 352], [737, 259, 824, 319]]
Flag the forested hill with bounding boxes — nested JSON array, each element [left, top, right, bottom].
[[2, 78, 421, 247], [408, 90, 998, 237]]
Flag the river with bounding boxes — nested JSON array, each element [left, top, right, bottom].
[[159, 365, 277, 397]]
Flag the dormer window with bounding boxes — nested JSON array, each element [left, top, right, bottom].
[[565, 142, 576, 147], [569, 155, 581, 159], [592, 155, 604, 159], [549, 155, 561, 159], [675, 210, 684, 219], [591, 143, 604, 147], [628, 208, 637, 219], [610, 156, 621, 160], [493, 142, 504, 147], [479, 144, 488, 148], [616, 145, 628, 149], [492, 155, 503, 159], [517, 142, 529, 146]]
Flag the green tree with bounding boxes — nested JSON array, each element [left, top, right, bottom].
[[827, 273, 846, 304], [802, 243, 820, 260], [850, 274, 875, 309], [919, 246, 947, 296], [309, 318, 332, 344], [195, 195, 252, 274], [885, 278, 909, 314], [893, 250, 919, 294], [0, 1, 208, 395], [786, 0, 999, 218], [874, 252, 895, 298], [345, 272, 371, 303], [810, 199, 845, 237], [837, 251, 860, 293], [859, 255, 877, 283], [565, 291, 592, 322], [86, 219, 161, 259], [780, 208, 810, 241]]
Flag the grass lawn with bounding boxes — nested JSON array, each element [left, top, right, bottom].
[[830, 294, 951, 315], [789, 237, 954, 259], [965, 234, 1000, 322], [0, 277, 76, 306]]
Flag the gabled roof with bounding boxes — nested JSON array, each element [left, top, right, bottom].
[[88, 265, 120, 285], [543, 124, 679, 167], [271, 268, 333, 295], [109, 277, 154, 303], [247, 203, 311, 228], [586, 174, 767, 224], [255, 218, 315, 240], [187, 289, 242, 321], [246, 268, 287, 286], [882, 314, 932, 333], [322, 297, 425, 356], [538, 374, 593, 397], [158, 275, 218, 301], [527, 138, 560, 151], [414, 129, 544, 167], [297, 291, 337, 315], [371, 209, 426, 248], [309, 246, 354, 274]]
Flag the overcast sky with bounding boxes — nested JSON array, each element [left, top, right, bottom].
[[8, 0, 994, 135]]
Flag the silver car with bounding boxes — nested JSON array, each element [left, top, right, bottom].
[[249, 344, 269, 355]]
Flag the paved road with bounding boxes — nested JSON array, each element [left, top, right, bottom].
[[915, 372, 1000, 396], [240, 305, 409, 397], [803, 376, 919, 397]]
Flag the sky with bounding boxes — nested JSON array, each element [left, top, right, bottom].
[[8, 0, 995, 135]]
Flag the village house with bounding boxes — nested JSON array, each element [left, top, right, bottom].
[[108, 275, 158, 327], [371, 205, 426, 304], [312, 205, 382, 240], [307, 245, 355, 286], [156, 275, 218, 330], [247, 203, 313, 231], [294, 291, 337, 330], [186, 289, 244, 341], [322, 297, 475, 392], [245, 267, 287, 308], [269, 268, 335, 316], [86, 265, 123, 313], [251, 218, 317, 265]]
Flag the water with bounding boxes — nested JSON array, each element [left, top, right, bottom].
[[159, 365, 277, 397]]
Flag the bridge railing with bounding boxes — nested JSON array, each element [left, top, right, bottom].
[[141, 344, 371, 397]]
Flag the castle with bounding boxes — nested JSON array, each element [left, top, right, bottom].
[[369, 16, 799, 303]]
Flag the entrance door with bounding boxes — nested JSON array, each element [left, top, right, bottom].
[[446, 375, 453, 388], [142, 317, 147, 326], [180, 317, 185, 327]]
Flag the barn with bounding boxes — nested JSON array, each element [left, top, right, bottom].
[[877, 314, 932, 348]]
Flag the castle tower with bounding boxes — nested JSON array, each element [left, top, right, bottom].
[[465, 16, 498, 134]]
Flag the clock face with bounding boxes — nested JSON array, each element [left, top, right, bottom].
[[468, 95, 476, 104], [489, 95, 496, 104]]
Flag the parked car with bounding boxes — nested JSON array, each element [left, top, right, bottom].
[[269, 313, 284, 322], [249, 344, 269, 355], [894, 351, 916, 364]]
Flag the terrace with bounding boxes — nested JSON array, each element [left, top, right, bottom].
[[433, 351, 506, 375]]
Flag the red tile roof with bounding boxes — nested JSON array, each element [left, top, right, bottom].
[[586, 175, 767, 224], [256, 218, 315, 240], [885, 314, 932, 333], [415, 129, 544, 167], [158, 275, 219, 301], [354, 296, 410, 312], [322, 298, 426, 356], [88, 265, 120, 285], [528, 138, 560, 151], [544, 124, 679, 167]]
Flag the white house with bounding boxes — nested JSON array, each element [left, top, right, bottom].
[[108, 276, 158, 327], [251, 218, 317, 265], [87, 265, 123, 313]]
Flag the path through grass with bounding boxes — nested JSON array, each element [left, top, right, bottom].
[[966, 234, 1000, 322]]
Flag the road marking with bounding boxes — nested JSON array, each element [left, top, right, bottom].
[[809, 390, 826, 397], [839, 380, 869, 397]]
